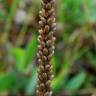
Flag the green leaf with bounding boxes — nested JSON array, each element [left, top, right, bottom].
[[65, 72, 87, 91], [11, 48, 25, 71], [51, 56, 57, 75], [86, 51, 96, 66], [52, 54, 71, 92], [87, 0, 96, 23], [63, 0, 84, 24], [12, 35, 37, 72], [0, 11, 6, 19], [25, 35, 37, 66], [26, 67, 37, 95], [0, 72, 17, 91]]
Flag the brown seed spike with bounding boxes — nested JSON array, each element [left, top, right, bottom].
[[36, 0, 56, 96]]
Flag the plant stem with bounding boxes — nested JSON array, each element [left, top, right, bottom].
[[3, 0, 19, 43]]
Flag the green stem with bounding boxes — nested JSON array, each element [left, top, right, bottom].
[[3, 0, 19, 43]]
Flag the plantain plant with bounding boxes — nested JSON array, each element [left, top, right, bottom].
[[36, 0, 56, 96]]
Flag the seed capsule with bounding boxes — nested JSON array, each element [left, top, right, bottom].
[[48, 54, 53, 60], [43, 48, 48, 55], [39, 21, 45, 27], [52, 23, 56, 29], [41, 8, 49, 18], [42, 0, 48, 3], [46, 80, 51, 88], [40, 65, 45, 72], [46, 40, 52, 47], [47, 31, 53, 39], [42, 73, 47, 80], [40, 83, 45, 89], [38, 45, 42, 50], [38, 59, 43, 65], [48, 8, 54, 16], [44, 92, 52, 96], [47, 17, 53, 25], [42, 56, 47, 61], [38, 51, 43, 56], [41, 41, 46, 47], [46, 3, 51, 10], [37, 53, 40, 58], [41, 0, 45, 7], [40, 16, 46, 24], [38, 75, 43, 81], [45, 65, 51, 71], [36, 90, 40, 96], [39, 29, 43, 34], [38, 35, 43, 42], [52, 37, 56, 43], [44, 25, 50, 33]]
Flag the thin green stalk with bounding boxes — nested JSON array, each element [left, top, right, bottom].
[[16, 24, 28, 46], [3, 0, 19, 43]]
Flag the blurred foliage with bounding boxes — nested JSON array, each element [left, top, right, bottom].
[[0, 0, 96, 96]]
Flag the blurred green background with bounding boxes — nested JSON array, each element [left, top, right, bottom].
[[0, 0, 96, 96]]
